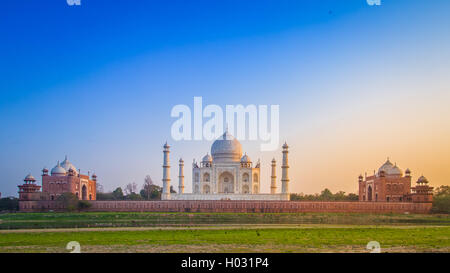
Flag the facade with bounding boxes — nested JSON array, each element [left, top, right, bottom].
[[18, 156, 97, 201], [162, 131, 291, 201], [358, 158, 433, 203]]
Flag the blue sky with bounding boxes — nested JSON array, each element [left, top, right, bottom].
[[1, 0, 450, 197]]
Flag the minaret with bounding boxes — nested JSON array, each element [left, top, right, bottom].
[[178, 158, 185, 194], [271, 158, 277, 194], [281, 142, 290, 194], [162, 142, 171, 200]]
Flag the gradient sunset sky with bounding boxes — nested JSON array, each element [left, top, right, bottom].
[[1, 0, 449, 197]]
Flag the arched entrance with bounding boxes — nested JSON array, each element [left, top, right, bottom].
[[218, 171, 234, 193], [367, 186, 373, 201], [242, 185, 249, 194], [82, 185, 87, 200], [203, 185, 210, 194]]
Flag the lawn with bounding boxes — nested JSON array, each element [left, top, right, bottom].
[[0, 212, 448, 253], [0, 225, 449, 253], [1, 212, 449, 229]]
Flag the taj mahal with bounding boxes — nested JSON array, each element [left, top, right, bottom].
[[161, 131, 291, 201]]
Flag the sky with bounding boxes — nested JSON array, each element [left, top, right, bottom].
[[1, 0, 449, 197]]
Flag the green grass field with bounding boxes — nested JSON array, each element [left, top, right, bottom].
[[1, 212, 449, 229], [0, 212, 449, 253]]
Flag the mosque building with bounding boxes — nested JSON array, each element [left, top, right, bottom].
[[358, 158, 433, 203], [18, 156, 97, 201], [161, 131, 291, 201]]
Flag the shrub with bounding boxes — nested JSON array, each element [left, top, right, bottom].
[[77, 200, 92, 211], [0, 197, 19, 211], [432, 186, 450, 214], [57, 192, 79, 212]]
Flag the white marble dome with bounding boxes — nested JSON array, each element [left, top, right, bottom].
[[51, 161, 66, 176], [378, 159, 404, 176], [211, 131, 242, 162], [24, 174, 36, 181], [378, 159, 394, 175], [202, 153, 212, 162], [240, 153, 251, 163], [389, 165, 403, 176], [60, 156, 78, 174]]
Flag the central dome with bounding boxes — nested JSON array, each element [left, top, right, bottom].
[[211, 131, 242, 162], [378, 159, 394, 175], [60, 156, 78, 174], [378, 158, 403, 176]]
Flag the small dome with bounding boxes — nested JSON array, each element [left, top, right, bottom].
[[282, 142, 289, 149], [405, 168, 411, 174], [24, 174, 36, 182], [417, 176, 428, 184], [240, 153, 252, 163], [388, 164, 403, 176], [51, 161, 66, 176], [202, 153, 212, 162], [271, 158, 276, 163]]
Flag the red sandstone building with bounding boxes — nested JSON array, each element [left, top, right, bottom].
[[17, 157, 434, 214], [358, 158, 433, 203], [18, 156, 97, 202]]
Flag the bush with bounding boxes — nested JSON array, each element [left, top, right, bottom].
[[432, 186, 450, 214], [0, 197, 19, 211], [96, 192, 115, 200], [57, 192, 79, 212], [77, 200, 92, 211]]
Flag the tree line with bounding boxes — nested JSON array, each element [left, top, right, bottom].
[[290, 189, 359, 201], [96, 175, 176, 201]]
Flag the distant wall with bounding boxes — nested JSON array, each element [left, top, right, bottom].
[[19, 200, 432, 214], [167, 193, 290, 201]]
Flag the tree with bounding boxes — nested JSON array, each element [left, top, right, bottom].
[[432, 185, 450, 214], [57, 192, 79, 211], [77, 200, 92, 211], [124, 182, 138, 195], [126, 192, 143, 201], [0, 197, 19, 211], [320, 188, 333, 201], [112, 187, 124, 200], [96, 183, 104, 193], [170, 185, 177, 194], [347, 193, 359, 201], [290, 189, 359, 202], [142, 175, 154, 200], [435, 186, 450, 197], [96, 192, 115, 200]]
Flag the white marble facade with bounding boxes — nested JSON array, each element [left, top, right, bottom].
[[162, 131, 290, 201]]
